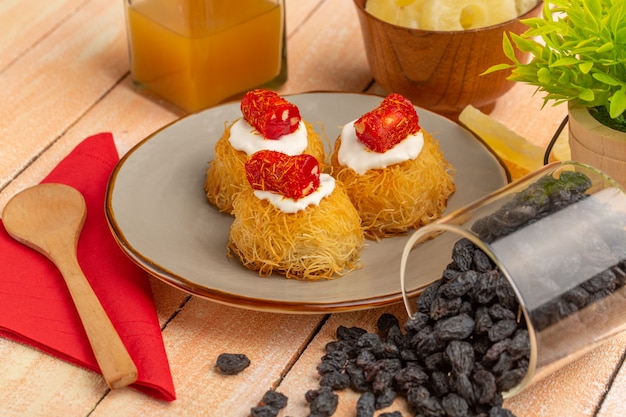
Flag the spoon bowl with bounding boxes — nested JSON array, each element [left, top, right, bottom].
[[2, 183, 137, 389]]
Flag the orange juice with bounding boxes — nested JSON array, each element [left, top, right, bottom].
[[124, 0, 286, 112]]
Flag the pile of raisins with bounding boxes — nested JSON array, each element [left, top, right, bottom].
[[306, 237, 527, 417], [301, 171, 626, 417]]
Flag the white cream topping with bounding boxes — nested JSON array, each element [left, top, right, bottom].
[[337, 120, 424, 175], [253, 173, 336, 214], [228, 118, 308, 156]]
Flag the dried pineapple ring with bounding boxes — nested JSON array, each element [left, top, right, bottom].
[[365, 0, 428, 29], [515, 0, 538, 15], [420, 0, 517, 31]]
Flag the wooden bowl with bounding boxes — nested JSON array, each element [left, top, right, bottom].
[[353, 0, 542, 119]]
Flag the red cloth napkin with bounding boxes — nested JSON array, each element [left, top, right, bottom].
[[0, 133, 176, 401]]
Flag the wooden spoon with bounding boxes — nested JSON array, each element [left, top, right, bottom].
[[2, 183, 138, 389]]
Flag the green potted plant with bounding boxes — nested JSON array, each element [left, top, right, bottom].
[[485, 0, 626, 187]]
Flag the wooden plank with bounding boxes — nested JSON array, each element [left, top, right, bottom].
[[0, 341, 108, 415], [0, 0, 87, 70], [597, 334, 626, 417], [0, 0, 126, 190], [278, 0, 371, 95]]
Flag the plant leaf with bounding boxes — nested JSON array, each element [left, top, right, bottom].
[[593, 72, 622, 86], [481, 64, 512, 75], [537, 67, 552, 84], [579, 88, 595, 102], [502, 34, 518, 63], [578, 61, 594, 74], [550, 57, 582, 67], [596, 42, 614, 53], [609, 88, 626, 119]]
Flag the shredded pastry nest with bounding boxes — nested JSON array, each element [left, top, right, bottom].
[[205, 119, 326, 214], [228, 181, 365, 281], [330, 130, 456, 240]]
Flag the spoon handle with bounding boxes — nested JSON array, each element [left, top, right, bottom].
[[52, 243, 138, 389]]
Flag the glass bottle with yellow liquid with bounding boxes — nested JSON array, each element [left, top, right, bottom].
[[124, 0, 287, 113]]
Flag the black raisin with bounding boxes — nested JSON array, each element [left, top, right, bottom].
[[215, 353, 250, 375], [307, 386, 338, 417], [393, 364, 429, 394], [346, 361, 370, 393], [417, 280, 443, 314], [320, 370, 350, 390], [488, 304, 516, 321], [317, 360, 343, 375], [407, 386, 445, 417], [429, 371, 450, 397], [562, 286, 590, 308], [441, 270, 478, 298], [434, 314, 475, 341], [357, 333, 383, 350], [377, 313, 401, 338], [483, 339, 510, 364], [488, 319, 517, 342], [356, 350, 376, 368], [378, 412, 403, 417], [473, 250, 493, 272], [496, 368, 526, 392], [356, 391, 376, 417], [474, 306, 494, 335], [451, 373, 475, 404], [442, 393, 469, 417], [404, 312, 430, 334], [492, 352, 514, 375], [452, 239, 476, 272], [507, 330, 530, 360], [250, 405, 278, 417], [259, 390, 287, 409], [430, 296, 462, 320], [412, 326, 439, 354], [372, 369, 394, 394], [424, 352, 446, 371], [470, 271, 499, 304], [473, 369, 497, 404], [337, 325, 367, 342], [445, 340, 475, 375], [375, 386, 397, 409]]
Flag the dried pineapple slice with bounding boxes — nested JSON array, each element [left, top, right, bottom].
[[365, 0, 428, 29], [515, 0, 538, 15], [420, 0, 518, 31]]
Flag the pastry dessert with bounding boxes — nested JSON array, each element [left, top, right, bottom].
[[205, 89, 326, 214], [330, 93, 455, 240], [228, 150, 364, 280]]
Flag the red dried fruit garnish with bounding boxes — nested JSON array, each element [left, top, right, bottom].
[[245, 150, 321, 200], [240, 89, 302, 140], [354, 93, 420, 153]]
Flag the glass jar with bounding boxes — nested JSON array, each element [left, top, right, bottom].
[[124, 0, 287, 113], [400, 161, 626, 397]]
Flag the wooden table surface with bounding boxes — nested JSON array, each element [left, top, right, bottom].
[[2, 1, 626, 416]]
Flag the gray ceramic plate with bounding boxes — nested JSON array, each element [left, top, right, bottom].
[[105, 92, 507, 313]]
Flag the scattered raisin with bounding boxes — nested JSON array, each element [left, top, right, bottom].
[[215, 353, 250, 375]]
